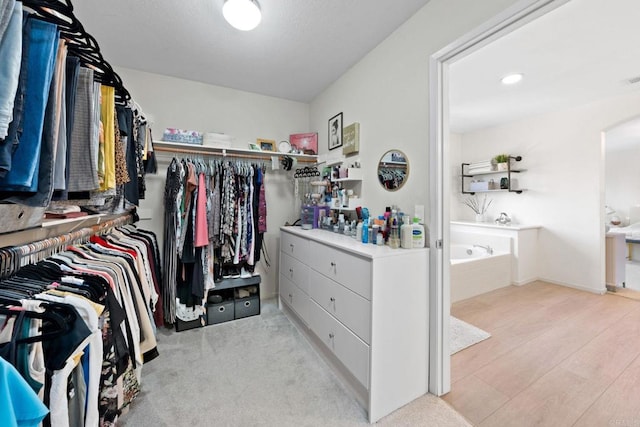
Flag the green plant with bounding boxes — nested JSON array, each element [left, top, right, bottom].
[[494, 154, 510, 163]]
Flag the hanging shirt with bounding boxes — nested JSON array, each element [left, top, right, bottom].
[[0, 355, 49, 427]]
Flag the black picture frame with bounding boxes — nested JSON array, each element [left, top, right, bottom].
[[328, 112, 343, 150]]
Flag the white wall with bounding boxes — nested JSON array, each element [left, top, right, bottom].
[[605, 139, 640, 226], [309, 0, 520, 222], [454, 91, 640, 293], [118, 67, 310, 298]]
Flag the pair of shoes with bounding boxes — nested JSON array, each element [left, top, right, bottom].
[[222, 266, 241, 279], [240, 267, 252, 279]]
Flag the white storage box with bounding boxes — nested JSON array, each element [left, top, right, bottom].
[[203, 132, 233, 148], [470, 180, 489, 192]]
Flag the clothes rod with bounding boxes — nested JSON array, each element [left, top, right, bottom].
[[153, 145, 318, 164]]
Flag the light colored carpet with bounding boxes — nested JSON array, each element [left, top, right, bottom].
[[450, 316, 491, 355], [119, 299, 469, 426]]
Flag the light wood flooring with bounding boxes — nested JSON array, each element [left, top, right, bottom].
[[443, 280, 640, 427]]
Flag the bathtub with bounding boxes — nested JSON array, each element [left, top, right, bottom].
[[450, 242, 512, 303]]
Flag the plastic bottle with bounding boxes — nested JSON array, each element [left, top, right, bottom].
[[362, 219, 369, 244], [356, 221, 363, 241], [412, 217, 425, 248], [376, 229, 384, 245], [389, 218, 400, 249], [371, 225, 379, 245], [401, 216, 413, 248]]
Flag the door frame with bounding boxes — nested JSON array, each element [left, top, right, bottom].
[[428, 0, 570, 395]]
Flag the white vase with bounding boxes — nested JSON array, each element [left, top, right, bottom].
[[475, 213, 484, 223], [497, 162, 508, 171]]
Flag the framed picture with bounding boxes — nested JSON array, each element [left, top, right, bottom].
[[328, 112, 343, 150], [342, 122, 360, 155], [257, 138, 276, 151], [289, 132, 318, 155]]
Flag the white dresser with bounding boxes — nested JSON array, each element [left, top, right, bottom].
[[279, 226, 429, 423]]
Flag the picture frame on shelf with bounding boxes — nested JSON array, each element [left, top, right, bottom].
[[257, 138, 276, 151], [342, 122, 360, 155], [289, 132, 318, 155], [328, 112, 343, 150]]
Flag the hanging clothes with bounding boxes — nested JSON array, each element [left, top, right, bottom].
[[0, 220, 162, 427], [162, 157, 267, 325]]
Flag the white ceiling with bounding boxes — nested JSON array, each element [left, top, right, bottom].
[[72, 0, 640, 142], [72, 0, 430, 103], [449, 0, 640, 134]]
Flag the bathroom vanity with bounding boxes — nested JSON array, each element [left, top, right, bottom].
[[278, 226, 429, 423]]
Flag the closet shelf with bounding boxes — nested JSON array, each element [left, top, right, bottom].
[[153, 141, 318, 163], [0, 213, 131, 249]]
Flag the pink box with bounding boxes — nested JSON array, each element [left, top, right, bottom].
[[290, 132, 318, 155]]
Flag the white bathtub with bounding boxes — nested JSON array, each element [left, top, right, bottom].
[[450, 242, 512, 303], [451, 244, 494, 263]]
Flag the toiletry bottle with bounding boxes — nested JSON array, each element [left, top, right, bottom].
[[389, 218, 400, 249], [362, 219, 369, 244], [376, 229, 384, 245], [401, 216, 413, 248], [356, 221, 363, 241], [412, 217, 425, 248], [371, 225, 379, 244]]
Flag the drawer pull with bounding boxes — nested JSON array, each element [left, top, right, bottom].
[[289, 268, 293, 275], [329, 297, 335, 302], [289, 243, 295, 251], [330, 262, 336, 267], [288, 293, 293, 298], [218, 306, 225, 313], [244, 301, 251, 307], [329, 333, 334, 339]]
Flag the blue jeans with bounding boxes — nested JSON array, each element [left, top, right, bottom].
[[0, 1, 21, 139], [0, 18, 58, 191], [0, 10, 29, 179]]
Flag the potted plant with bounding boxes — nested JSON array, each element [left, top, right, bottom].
[[494, 154, 510, 171]]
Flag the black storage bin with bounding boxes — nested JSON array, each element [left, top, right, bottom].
[[235, 295, 260, 319], [175, 316, 204, 332], [207, 300, 235, 325]]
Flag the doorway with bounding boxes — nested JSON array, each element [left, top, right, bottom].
[[603, 117, 640, 298]]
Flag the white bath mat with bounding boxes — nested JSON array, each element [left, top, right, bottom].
[[450, 316, 491, 354]]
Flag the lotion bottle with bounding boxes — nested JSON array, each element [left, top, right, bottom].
[[401, 216, 413, 248], [411, 217, 425, 248]]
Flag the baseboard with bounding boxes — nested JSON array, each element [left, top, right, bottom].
[[512, 277, 538, 286], [537, 277, 607, 295]]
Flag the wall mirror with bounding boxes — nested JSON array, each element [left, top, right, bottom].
[[377, 150, 409, 191]]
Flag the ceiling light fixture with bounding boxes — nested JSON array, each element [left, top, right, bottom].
[[501, 73, 524, 85], [223, 0, 262, 31]]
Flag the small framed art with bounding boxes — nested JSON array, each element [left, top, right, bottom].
[[257, 138, 276, 151], [328, 112, 343, 150], [342, 122, 360, 155]]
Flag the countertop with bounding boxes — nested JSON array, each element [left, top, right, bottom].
[[451, 220, 542, 231], [280, 226, 429, 259]]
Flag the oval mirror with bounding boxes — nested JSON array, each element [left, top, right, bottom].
[[377, 150, 409, 191]]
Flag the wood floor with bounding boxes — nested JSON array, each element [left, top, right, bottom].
[[443, 281, 640, 427]]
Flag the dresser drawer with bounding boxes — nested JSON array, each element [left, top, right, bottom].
[[281, 231, 310, 263], [308, 300, 369, 388], [279, 252, 309, 293], [308, 269, 371, 344], [279, 274, 312, 325], [308, 241, 371, 300]]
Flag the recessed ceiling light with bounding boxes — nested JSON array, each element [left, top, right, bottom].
[[501, 73, 523, 85], [223, 0, 262, 31]]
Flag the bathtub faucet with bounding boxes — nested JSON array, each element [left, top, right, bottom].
[[473, 244, 493, 255], [495, 212, 511, 225]]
